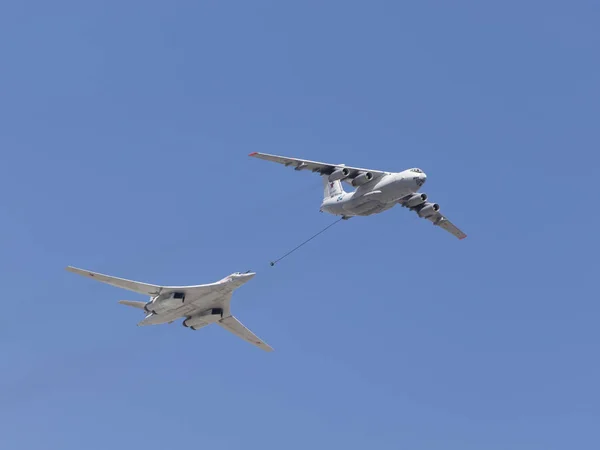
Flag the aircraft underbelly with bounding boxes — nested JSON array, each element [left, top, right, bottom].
[[138, 291, 229, 326], [344, 192, 391, 216], [349, 201, 391, 216], [139, 312, 178, 326], [349, 184, 414, 215], [322, 183, 415, 217]]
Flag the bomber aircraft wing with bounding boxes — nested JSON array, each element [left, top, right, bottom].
[[249, 152, 388, 185], [218, 315, 274, 352], [65, 266, 218, 296]]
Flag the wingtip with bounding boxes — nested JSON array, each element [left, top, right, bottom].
[[248, 152, 258, 157], [65, 266, 96, 277]]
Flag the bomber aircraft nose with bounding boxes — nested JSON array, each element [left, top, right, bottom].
[[237, 271, 256, 282], [238, 272, 256, 285]]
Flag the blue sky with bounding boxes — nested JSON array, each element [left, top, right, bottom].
[[1, 1, 599, 449]]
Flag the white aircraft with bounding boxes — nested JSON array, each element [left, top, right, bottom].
[[249, 152, 466, 240], [66, 266, 273, 351]]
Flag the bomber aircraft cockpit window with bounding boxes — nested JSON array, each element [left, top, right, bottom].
[[410, 168, 423, 173]]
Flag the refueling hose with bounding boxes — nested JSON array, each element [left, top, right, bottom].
[[269, 217, 345, 266]]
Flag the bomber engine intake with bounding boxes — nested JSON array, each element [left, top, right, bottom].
[[328, 167, 350, 182], [182, 308, 224, 329], [144, 291, 186, 314], [351, 172, 373, 187]]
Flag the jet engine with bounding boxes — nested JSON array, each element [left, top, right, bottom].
[[417, 202, 440, 218], [182, 308, 224, 328], [404, 193, 427, 208], [328, 167, 350, 182], [144, 292, 186, 314], [351, 172, 373, 187]]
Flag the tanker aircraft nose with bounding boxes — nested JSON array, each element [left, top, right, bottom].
[[409, 168, 426, 187]]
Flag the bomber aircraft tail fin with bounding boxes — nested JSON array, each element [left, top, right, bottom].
[[322, 175, 345, 200]]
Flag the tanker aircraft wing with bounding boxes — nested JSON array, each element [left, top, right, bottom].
[[249, 152, 388, 185], [398, 195, 467, 240]]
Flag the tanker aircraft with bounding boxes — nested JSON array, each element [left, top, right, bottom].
[[66, 266, 273, 351], [249, 152, 466, 240]]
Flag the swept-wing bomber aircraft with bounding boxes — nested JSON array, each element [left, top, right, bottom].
[[66, 266, 273, 351], [249, 152, 466, 240]]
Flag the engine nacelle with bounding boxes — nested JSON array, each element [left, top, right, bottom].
[[351, 172, 373, 187], [144, 292, 185, 314], [417, 202, 440, 218], [183, 308, 224, 328], [328, 167, 350, 182], [405, 193, 427, 208]]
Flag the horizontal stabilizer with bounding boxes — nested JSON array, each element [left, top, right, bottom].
[[118, 300, 147, 310]]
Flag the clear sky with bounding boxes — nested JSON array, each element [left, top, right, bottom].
[[1, 1, 598, 449]]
